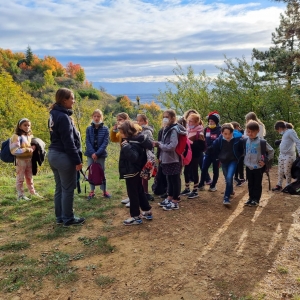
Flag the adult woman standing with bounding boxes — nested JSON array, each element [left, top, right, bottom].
[[48, 88, 85, 227]]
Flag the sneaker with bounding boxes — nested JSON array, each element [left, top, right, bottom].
[[209, 186, 217, 192], [63, 217, 85, 227], [160, 193, 168, 199], [18, 195, 31, 201], [125, 202, 130, 208], [103, 191, 111, 198], [163, 201, 179, 211], [123, 216, 143, 225], [187, 191, 198, 199], [158, 199, 170, 207], [198, 186, 205, 191], [248, 200, 258, 207], [141, 211, 153, 220], [180, 188, 190, 196], [121, 197, 130, 204], [223, 198, 231, 206], [234, 178, 239, 184], [56, 220, 64, 225], [145, 193, 154, 201], [205, 180, 212, 185], [272, 185, 282, 192], [31, 192, 43, 198], [236, 179, 246, 187], [244, 199, 252, 206], [87, 191, 95, 201]]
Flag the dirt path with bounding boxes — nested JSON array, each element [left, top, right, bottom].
[[1, 170, 300, 300]]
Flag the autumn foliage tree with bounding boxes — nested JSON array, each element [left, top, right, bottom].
[[66, 62, 85, 82]]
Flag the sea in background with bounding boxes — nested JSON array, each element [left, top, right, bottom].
[[113, 93, 160, 106]]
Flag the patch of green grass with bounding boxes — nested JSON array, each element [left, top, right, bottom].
[[277, 266, 288, 274], [0, 240, 30, 251], [95, 275, 115, 287], [38, 226, 69, 240], [78, 235, 115, 254]]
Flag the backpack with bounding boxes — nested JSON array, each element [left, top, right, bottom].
[[0, 138, 15, 163], [152, 164, 167, 195], [282, 180, 300, 195], [175, 134, 192, 166], [81, 162, 105, 186]]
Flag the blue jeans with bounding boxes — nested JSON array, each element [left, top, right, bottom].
[[222, 161, 238, 199], [199, 154, 219, 187], [48, 149, 77, 223], [87, 157, 106, 192]]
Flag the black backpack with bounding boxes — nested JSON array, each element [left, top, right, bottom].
[[282, 180, 300, 195], [0, 139, 15, 163]]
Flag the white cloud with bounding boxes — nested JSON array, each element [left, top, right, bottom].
[[0, 0, 284, 84]]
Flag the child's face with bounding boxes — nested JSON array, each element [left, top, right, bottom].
[[222, 129, 233, 141], [208, 119, 216, 126], [188, 119, 197, 128], [246, 129, 259, 139], [19, 121, 31, 133], [117, 117, 125, 125], [136, 116, 146, 126], [92, 113, 102, 123]]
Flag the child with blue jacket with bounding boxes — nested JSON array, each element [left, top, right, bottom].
[[208, 123, 243, 206]]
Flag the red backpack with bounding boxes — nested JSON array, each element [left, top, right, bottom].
[[82, 162, 105, 186], [175, 134, 192, 166]]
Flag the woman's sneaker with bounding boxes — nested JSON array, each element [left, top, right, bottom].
[[180, 188, 190, 195], [125, 202, 130, 208], [209, 186, 217, 192], [18, 195, 31, 201], [123, 216, 143, 225], [121, 197, 130, 204], [272, 185, 282, 192], [163, 201, 179, 211], [63, 217, 85, 227], [141, 211, 153, 220], [103, 191, 111, 198], [87, 191, 95, 200], [158, 199, 170, 207], [187, 191, 198, 199]]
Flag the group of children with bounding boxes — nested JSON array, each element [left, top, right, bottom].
[[9, 104, 300, 227]]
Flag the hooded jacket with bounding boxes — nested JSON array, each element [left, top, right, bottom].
[[158, 123, 187, 164], [31, 137, 46, 175], [48, 104, 81, 165], [141, 125, 154, 142], [119, 133, 153, 179]]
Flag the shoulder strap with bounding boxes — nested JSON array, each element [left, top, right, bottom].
[[260, 139, 267, 157]]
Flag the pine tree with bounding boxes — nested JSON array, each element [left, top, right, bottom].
[[25, 46, 33, 66], [252, 0, 300, 87]]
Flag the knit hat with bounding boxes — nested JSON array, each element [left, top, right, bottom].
[[207, 111, 220, 125]]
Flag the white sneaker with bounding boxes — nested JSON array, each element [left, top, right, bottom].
[[125, 202, 130, 208], [18, 195, 31, 201], [209, 187, 217, 192], [121, 197, 130, 204], [31, 193, 43, 199]]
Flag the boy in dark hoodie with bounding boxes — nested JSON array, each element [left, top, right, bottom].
[[118, 120, 153, 225], [198, 111, 222, 192]]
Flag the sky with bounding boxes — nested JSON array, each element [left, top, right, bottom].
[[0, 0, 285, 95]]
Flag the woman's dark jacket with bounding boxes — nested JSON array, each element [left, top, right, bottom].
[[84, 123, 109, 158], [48, 104, 81, 165], [208, 135, 243, 163], [119, 133, 153, 179]]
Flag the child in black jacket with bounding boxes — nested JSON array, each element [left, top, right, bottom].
[[118, 120, 153, 225]]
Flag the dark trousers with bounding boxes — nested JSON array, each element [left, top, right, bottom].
[[199, 154, 219, 187], [184, 156, 199, 186], [125, 174, 151, 217], [199, 152, 211, 182], [166, 173, 181, 200], [235, 156, 245, 180], [246, 167, 264, 202]]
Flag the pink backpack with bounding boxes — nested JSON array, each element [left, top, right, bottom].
[[82, 162, 105, 186]]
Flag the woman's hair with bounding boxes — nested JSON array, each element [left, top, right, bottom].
[[246, 120, 260, 131], [15, 118, 32, 135], [92, 109, 103, 118], [221, 123, 234, 133], [231, 121, 241, 130], [55, 88, 73, 106], [137, 114, 148, 123], [274, 120, 287, 130], [245, 112, 266, 136], [163, 109, 177, 124], [118, 120, 138, 138], [117, 112, 129, 120], [187, 113, 202, 125], [183, 109, 200, 120], [286, 122, 294, 129]]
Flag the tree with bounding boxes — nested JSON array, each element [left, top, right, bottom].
[[66, 62, 85, 82], [26, 46, 34, 66], [252, 0, 300, 88]]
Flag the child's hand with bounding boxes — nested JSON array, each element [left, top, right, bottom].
[[121, 140, 128, 147], [31, 145, 36, 151], [92, 153, 98, 160], [153, 141, 158, 147], [76, 163, 83, 171], [258, 160, 265, 167]]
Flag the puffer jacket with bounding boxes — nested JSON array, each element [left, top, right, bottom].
[[158, 123, 187, 164], [119, 133, 153, 179]]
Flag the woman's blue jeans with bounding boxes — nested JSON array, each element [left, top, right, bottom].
[[222, 161, 238, 199], [48, 149, 77, 223]]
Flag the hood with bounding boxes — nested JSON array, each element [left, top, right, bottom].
[[142, 125, 154, 134], [127, 133, 153, 150]]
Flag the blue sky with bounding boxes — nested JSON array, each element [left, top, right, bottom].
[[0, 0, 285, 95]]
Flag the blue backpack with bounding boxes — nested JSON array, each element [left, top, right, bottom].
[[0, 138, 15, 163]]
